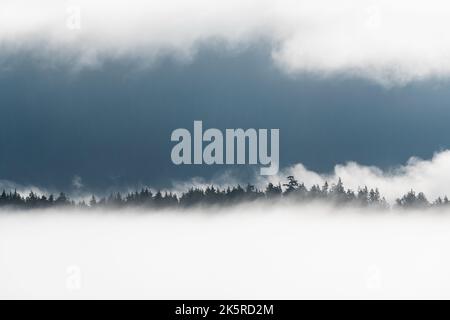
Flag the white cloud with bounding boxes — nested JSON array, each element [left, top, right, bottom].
[[3, 151, 450, 204], [176, 150, 450, 204], [261, 150, 450, 203], [2, 0, 450, 83]]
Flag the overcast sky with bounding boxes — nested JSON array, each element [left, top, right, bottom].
[[1, 1, 450, 194]]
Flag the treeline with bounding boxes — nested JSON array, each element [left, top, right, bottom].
[[0, 176, 448, 210]]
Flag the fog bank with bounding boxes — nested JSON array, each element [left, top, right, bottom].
[[1, 203, 450, 299]]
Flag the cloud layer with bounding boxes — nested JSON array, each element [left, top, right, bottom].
[[175, 150, 450, 204], [261, 150, 450, 203], [2, 205, 450, 299], [2, 0, 450, 83], [3, 150, 450, 204]]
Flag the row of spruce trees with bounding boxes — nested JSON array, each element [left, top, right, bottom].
[[0, 176, 448, 210]]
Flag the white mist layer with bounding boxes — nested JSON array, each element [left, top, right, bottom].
[[0, 150, 450, 204], [275, 150, 450, 203], [176, 150, 450, 204], [2, 150, 450, 205], [2, 0, 450, 84], [1, 203, 450, 299]]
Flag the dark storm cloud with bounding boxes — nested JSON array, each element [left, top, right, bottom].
[[1, 45, 450, 191]]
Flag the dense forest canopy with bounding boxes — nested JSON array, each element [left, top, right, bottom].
[[0, 176, 447, 210]]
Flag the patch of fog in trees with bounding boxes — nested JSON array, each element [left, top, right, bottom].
[[1, 202, 450, 299], [4, 150, 450, 210], [0, 175, 447, 211]]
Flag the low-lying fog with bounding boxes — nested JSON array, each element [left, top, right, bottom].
[[1, 202, 450, 299]]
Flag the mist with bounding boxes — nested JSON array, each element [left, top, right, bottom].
[[2, 202, 450, 299], [172, 150, 450, 205]]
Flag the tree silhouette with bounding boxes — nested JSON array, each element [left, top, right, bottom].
[[0, 176, 446, 211]]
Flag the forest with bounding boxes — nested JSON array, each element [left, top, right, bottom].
[[0, 176, 447, 210]]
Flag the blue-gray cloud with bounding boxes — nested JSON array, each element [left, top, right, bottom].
[[1, 46, 450, 191]]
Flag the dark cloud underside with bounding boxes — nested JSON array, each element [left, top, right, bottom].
[[1, 45, 450, 191]]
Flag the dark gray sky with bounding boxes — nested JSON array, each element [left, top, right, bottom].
[[1, 45, 450, 192]]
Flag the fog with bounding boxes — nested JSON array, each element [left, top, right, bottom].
[[1, 202, 450, 299], [174, 150, 450, 205]]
